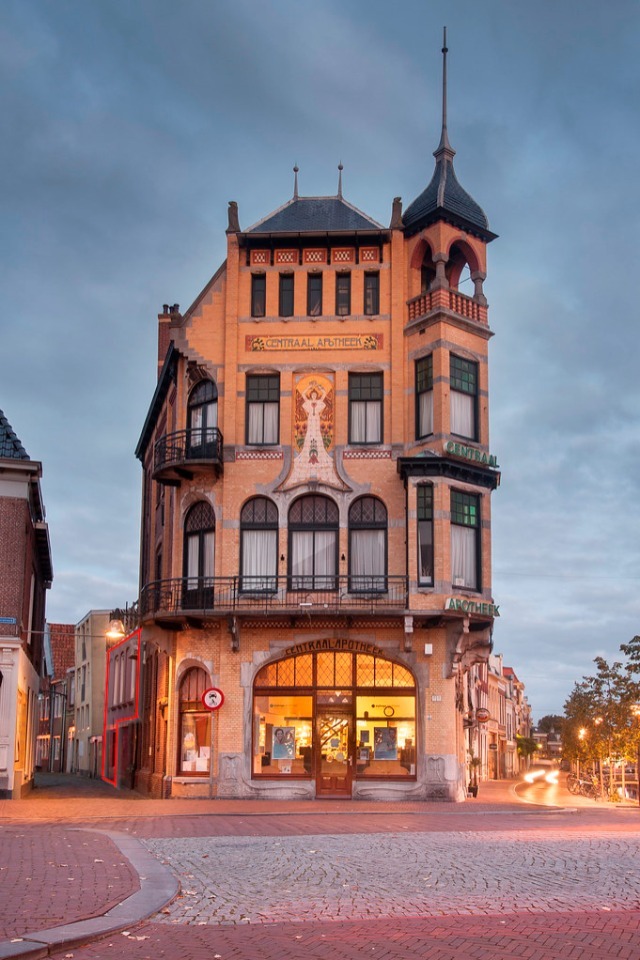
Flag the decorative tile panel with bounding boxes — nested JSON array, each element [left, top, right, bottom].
[[275, 250, 297, 264], [251, 250, 269, 265], [304, 249, 327, 264], [332, 248, 355, 264], [361, 248, 379, 262]]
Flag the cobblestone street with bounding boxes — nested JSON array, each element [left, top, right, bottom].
[[145, 829, 640, 925]]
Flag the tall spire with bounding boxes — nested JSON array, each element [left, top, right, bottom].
[[435, 26, 455, 161], [293, 164, 299, 200], [337, 161, 343, 199]]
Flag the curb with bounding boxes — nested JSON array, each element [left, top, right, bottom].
[[0, 832, 178, 960]]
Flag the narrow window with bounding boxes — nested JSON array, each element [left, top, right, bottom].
[[187, 379, 218, 457], [279, 274, 294, 317], [416, 356, 433, 439], [307, 273, 322, 316], [246, 375, 280, 445], [288, 495, 338, 591], [241, 497, 278, 592], [451, 490, 479, 590], [349, 497, 387, 592], [364, 273, 380, 316], [450, 355, 477, 440], [183, 501, 215, 608], [417, 485, 434, 586], [349, 373, 383, 444], [336, 273, 351, 316], [178, 667, 211, 777], [251, 274, 266, 318]]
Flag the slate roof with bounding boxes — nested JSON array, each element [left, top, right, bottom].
[[245, 196, 384, 235], [403, 146, 494, 239], [0, 410, 29, 460]]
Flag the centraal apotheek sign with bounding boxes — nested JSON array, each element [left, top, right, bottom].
[[443, 440, 498, 468], [246, 333, 383, 352], [445, 597, 500, 617]]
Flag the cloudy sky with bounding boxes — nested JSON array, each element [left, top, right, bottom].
[[2, 1, 639, 721]]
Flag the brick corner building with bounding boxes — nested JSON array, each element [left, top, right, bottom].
[[0, 409, 52, 798], [132, 40, 500, 801]]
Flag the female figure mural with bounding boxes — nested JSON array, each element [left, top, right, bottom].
[[282, 375, 346, 491]]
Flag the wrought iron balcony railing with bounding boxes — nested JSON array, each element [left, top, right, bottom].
[[153, 428, 223, 482], [139, 575, 409, 620]]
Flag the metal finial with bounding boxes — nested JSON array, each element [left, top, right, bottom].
[[435, 26, 455, 160], [293, 164, 299, 200], [338, 162, 343, 199]]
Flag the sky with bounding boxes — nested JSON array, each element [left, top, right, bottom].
[[2, 0, 639, 722]]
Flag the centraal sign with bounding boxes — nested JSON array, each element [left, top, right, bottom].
[[444, 440, 498, 468]]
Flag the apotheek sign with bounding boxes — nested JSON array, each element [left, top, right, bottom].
[[445, 597, 500, 617], [443, 440, 498, 469]]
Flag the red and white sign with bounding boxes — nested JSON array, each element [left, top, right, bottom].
[[475, 707, 490, 723], [202, 687, 225, 711]]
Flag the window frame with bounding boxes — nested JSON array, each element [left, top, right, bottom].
[[335, 272, 351, 316], [450, 489, 480, 591], [417, 484, 434, 586], [363, 272, 380, 316], [450, 354, 478, 441], [251, 273, 266, 318], [178, 667, 211, 778], [415, 355, 433, 440], [307, 273, 322, 316], [288, 495, 339, 592], [245, 374, 280, 445], [279, 273, 294, 317], [348, 372, 383, 445], [240, 497, 279, 593], [348, 496, 388, 593]]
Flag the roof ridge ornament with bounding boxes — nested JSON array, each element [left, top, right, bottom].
[[337, 161, 344, 199], [435, 26, 455, 162], [293, 164, 299, 200]]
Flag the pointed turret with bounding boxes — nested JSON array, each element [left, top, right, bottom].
[[403, 29, 496, 241]]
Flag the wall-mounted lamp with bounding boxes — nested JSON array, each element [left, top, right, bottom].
[[280, 554, 285, 562], [341, 553, 346, 562]]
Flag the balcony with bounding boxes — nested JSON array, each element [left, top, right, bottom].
[[407, 288, 487, 326], [152, 428, 223, 485], [139, 575, 409, 626]]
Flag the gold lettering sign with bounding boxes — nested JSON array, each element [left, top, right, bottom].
[[246, 334, 383, 352], [284, 638, 384, 657]]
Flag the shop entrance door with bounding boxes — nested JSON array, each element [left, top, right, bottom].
[[315, 710, 354, 797]]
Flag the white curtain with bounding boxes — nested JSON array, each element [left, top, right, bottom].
[[451, 525, 476, 588], [418, 520, 433, 583], [242, 530, 277, 589], [351, 401, 381, 443], [419, 391, 433, 437], [187, 534, 199, 589], [351, 530, 385, 589], [189, 406, 203, 450], [291, 531, 336, 587], [450, 392, 473, 438], [203, 531, 215, 580], [248, 402, 278, 444]]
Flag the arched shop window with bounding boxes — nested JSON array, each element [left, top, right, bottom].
[[252, 651, 416, 780], [178, 667, 211, 776]]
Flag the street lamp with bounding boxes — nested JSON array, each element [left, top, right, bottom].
[[106, 619, 125, 644]]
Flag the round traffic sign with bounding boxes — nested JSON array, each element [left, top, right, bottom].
[[202, 687, 225, 711]]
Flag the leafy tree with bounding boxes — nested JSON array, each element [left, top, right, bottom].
[[537, 714, 564, 735], [516, 735, 538, 759]]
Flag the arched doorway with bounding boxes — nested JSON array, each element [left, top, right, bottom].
[[252, 645, 416, 797]]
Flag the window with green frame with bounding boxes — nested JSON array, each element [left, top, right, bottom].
[[450, 489, 479, 590], [450, 354, 477, 439]]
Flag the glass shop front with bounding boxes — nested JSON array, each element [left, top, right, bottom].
[[252, 648, 416, 797]]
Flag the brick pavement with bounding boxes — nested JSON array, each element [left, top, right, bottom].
[[1, 774, 639, 960]]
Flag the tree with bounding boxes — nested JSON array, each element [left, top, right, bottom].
[[537, 714, 564, 735]]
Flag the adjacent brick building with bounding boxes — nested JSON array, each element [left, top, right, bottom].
[[0, 410, 52, 798], [131, 41, 501, 801]]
